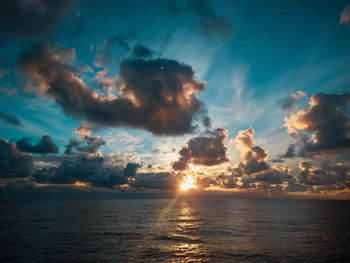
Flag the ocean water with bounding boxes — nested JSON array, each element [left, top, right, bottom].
[[0, 198, 350, 262]]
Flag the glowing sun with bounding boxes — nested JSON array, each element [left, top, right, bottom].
[[180, 174, 197, 190]]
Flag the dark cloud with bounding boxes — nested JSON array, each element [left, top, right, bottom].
[[132, 44, 155, 58], [298, 161, 349, 186], [0, 178, 36, 190], [202, 116, 212, 129], [271, 158, 284, 163], [196, 176, 217, 189], [33, 152, 179, 190], [90, 175, 127, 189], [280, 144, 296, 158], [253, 169, 284, 184], [65, 136, 105, 154], [172, 128, 229, 170], [33, 154, 128, 188], [0, 0, 76, 39], [284, 93, 350, 156], [281, 91, 306, 111], [187, 0, 234, 40], [172, 146, 191, 171], [0, 111, 23, 127], [130, 172, 180, 190], [64, 139, 80, 155], [18, 43, 208, 135], [0, 139, 33, 178], [216, 174, 237, 188], [16, 135, 59, 154], [123, 162, 140, 178]]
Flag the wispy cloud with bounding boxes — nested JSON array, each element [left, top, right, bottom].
[[0, 111, 23, 127], [340, 4, 350, 25]]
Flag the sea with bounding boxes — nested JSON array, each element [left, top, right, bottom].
[[0, 198, 350, 262]]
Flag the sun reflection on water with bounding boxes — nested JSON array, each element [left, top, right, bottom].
[[129, 199, 209, 262], [166, 201, 209, 262]]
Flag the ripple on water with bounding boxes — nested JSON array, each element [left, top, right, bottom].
[[1, 199, 350, 262]]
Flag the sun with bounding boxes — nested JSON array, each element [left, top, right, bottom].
[[180, 173, 197, 191]]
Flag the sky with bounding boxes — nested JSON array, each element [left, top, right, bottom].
[[0, 0, 350, 199]]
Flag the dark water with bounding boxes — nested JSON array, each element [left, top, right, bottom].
[[1, 198, 350, 262]]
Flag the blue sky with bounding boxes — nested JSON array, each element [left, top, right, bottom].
[[0, 0, 350, 197]]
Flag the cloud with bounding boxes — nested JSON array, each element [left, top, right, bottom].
[[33, 154, 129, 188], [235, 127, 270, 175], [94, 35, 157, 68], [93, 71, 119, 100], [241, 145, 269, 174], [0, 178, 36, 190], [280, 144, 296, 158], [94, 34, 132, 67], [216, 174, 237, 188], [132, 44, 156, 58], [284, 93, 350, 156], [0, 0, 75, 39], [172, 128, 229, 170], [123, 162, 140, 177], [65, 136, 105, 155], [298, 161, 349, 186], [186, 0, 234, 40], [16, 135, 59, 154], [0, 111, 23, 127], [271, 158, 284, 163], [18, 43, 208, 135], [340, 4, 350, 25], [228, 127, 290, 185], [64, 123, 106, 155], [0, 139, 33, 178], [17, 42, 77, 96], [252, 169, 284, 184], [30, 146, 184, 191], [196, 176, 218, 189], [33, 151, 151, 189], [74, 123, 94, 138], [236, 127, 255, 151], [130, 172, 180, 190], [180, 128, 292, 191], [281, 91, 307, 111]]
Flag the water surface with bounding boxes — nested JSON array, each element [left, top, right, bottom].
[[1, 198, 349, 262]]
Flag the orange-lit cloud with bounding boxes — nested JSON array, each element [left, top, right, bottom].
[[17, 43, 209, 135], [284, 93, 350, 156], [340, 4, 350, 25]]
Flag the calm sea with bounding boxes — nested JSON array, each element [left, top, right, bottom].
[[0, 198, 349, 262]]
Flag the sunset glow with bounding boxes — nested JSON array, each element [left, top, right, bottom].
[[1, 1, 350, 262], [180, 174, 197, 191]]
